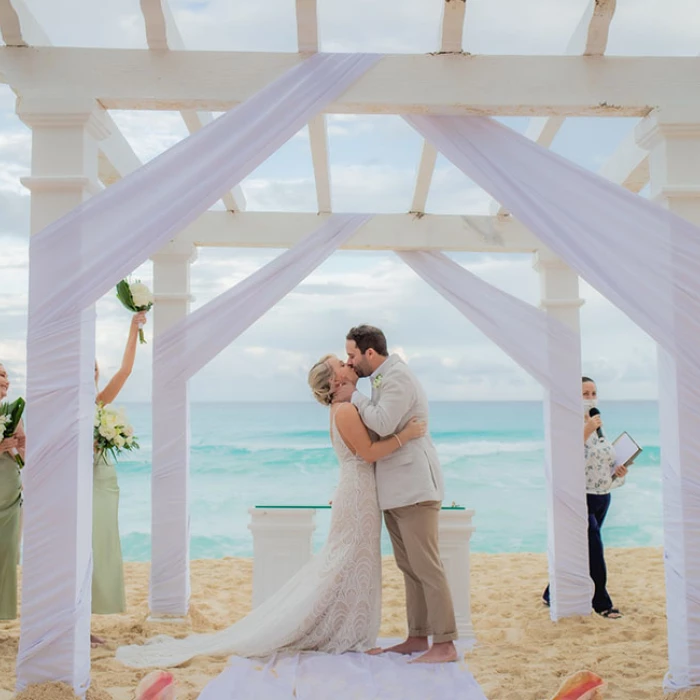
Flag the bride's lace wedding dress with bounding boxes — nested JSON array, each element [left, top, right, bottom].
[[117, 417, 382, 668]]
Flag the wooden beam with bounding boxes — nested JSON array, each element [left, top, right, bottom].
[[598, 126, 649, 192], [0, 0, 28, 46], [294, 0, 331, 212], [578, 0, 617, 56], [518, 1, 617, 146], [2, 49, 697, 115], [98, 111, 144, 183], [411, 142, 438, 214], [175, 211, 544, 252], [139, 0, 245, 211], [140, 0, 179, 50], [440, 0, 467, 54], [308, 115, 331, 212], [410, 0, 467, 214], [295, 0, 319, 53], [495, 0, 617, 214]]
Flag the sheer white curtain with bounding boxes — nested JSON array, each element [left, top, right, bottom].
[[405, 114, 700, 688], [150, 214, 369, 615], [398, 251, 591, 618], [18, 53, 379, 693]]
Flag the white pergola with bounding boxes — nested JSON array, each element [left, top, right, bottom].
[[2, 0, 700, 695]]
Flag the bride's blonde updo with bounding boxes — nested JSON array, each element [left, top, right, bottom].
[[308, 354, 335, 406]]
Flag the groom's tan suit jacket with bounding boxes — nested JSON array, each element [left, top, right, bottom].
[[351, 354, 444, 511]]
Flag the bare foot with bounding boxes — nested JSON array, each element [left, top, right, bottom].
[[374, 637, 430, 655], [410, 641, 458, 664], [365, 647, 384, 655], [90, 634, 106, 648]]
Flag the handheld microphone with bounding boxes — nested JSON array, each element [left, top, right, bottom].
[[588, 407, 604, 439]]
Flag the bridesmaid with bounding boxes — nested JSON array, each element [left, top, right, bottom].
[[0, 363, 25, 620], [92, 311, 147, 641]]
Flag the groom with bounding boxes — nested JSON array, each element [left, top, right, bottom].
[[335, 324, 458, 663]]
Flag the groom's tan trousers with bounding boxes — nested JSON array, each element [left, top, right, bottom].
[[383, 500, 458, 643]]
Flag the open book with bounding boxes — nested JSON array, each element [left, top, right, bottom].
[[612, 431, 642, 468]]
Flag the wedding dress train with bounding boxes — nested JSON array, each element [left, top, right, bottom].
[[117, 418, 382, 668]]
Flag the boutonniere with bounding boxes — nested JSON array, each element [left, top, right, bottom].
[[372, 374, 383, 389]]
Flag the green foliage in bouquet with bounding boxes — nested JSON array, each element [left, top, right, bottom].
[[0, 396, 25, 467], [94, 403, 140, 463]]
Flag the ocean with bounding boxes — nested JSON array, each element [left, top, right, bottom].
[[116, 400, 661, 561]]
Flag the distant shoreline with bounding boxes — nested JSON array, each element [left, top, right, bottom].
[[118, 398, 661, 405]]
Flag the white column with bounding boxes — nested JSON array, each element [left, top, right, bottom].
[[149, 241, 196, 619], [16, 96, 108, 696], [248, 508, 316, 608], [533, 252, 591, 620], [438, 509, 476, 643], [636, 108, 700, 691]]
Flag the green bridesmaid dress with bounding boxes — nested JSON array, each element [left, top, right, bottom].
[[0, 451, 21, 620], [92, 451, 126, 614]]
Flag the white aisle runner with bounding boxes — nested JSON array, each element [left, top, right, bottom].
[[197, 649, 487, 700]]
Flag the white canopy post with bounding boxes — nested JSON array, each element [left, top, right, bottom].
[[398, 250, 591, 619], [533, 252, 590, 619], [636, 108, 700, 691], [12, 52, 378, 689], [150, 214, 369, 617], [149, 241, 197, 619], [16, 95, 109, 696]]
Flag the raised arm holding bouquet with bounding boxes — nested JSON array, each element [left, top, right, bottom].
[[116, 279, 153, 344], [91, 312, 146, 645]]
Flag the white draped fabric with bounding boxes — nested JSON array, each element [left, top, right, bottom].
[[405, 115, 700, 687], [150, 214, 369, 615], [17, 53, 378, 693], [398, 251, 590, 618], [196, 648, 486, 700]]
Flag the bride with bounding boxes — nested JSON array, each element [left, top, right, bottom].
[[117, 354, 426, 668]]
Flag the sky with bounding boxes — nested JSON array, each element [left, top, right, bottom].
[[0, 0, 699, 403]]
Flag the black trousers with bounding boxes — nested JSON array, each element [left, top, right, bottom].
[[543, 493, 613, 613]]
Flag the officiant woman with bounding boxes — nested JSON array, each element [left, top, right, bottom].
[[542, 376, 629, 619]]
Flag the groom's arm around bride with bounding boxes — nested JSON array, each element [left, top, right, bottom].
[[336, 325, 459, 663]]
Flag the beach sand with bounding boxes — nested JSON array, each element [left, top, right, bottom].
[[0, 547, 695, 700]]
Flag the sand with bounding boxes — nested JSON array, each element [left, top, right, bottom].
[[0, 547, 695, 700]]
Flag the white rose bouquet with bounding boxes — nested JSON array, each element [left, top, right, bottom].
[[94, 403, 139, 462], [116, 278, 154, 344], [0, 396, 25, 467]]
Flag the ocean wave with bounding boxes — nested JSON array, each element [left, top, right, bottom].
[[193, 442, 331, 454], [437, 440, 544, 458]]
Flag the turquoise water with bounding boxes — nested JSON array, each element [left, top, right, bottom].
[[115, 401, 661, 561]]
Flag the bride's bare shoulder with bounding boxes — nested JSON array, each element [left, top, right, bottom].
[[334, 402, 359, 423]]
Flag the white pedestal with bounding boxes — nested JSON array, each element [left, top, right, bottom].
[[247, 506, 476, 643], [248, 508, 317, 608], [438, 508, 476, 643]]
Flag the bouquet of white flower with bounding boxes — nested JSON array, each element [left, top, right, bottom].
[[94, 403, 139, 462], [116, 278, 154, 344], [0, 397, 25, 467]]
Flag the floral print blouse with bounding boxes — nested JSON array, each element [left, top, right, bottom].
[[585, 432, 625, 495]]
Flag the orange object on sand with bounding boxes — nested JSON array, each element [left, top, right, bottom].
[[550, 670, 606, 700]]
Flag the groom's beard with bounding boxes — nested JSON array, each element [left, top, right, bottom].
[[351, 358, 373, 378]]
